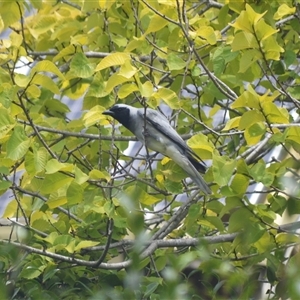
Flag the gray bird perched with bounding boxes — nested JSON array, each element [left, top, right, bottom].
[[103, 104, 211, 194]]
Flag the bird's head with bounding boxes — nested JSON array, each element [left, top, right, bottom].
[[102, 104, 132, 128]]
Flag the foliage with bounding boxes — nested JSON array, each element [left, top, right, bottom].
[[0, 0, 300, 299]]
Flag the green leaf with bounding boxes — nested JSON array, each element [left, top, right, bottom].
[[27, 84, 41, 98], [0, 108, 14, 139], [32, 74, 60, 94], [212, 154, 236, 186], [45, 159, 74, 174], [25, 147, 48, 175], [144, 282, 160, 298], [230, 174, 249, 195], [29, 15, 57, 37], [118, 83, 139, 99], [238, 49, 261, 73], [86, 72, 109, 98], [228, 207, 254, 232], [70, 52, 94, 78], [212, 55, 225, 76], [244, 122, 266, 145], [231, 32, 257, 51], [284, 49, 296, 67], [0, 180, 11, 192], [249, 160, 274, 186], [41, 173, 72, 195], [238, 110, 265, 130], [40, 98, 70, 116], [20, 265, 43, 280], [53, 44, 76, 62], [6, 126, 31, 160], [166, 53, 186, 71], [66, 181, 83, 205], [198, 216, 225, 232]]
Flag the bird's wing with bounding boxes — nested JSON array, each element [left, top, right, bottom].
[[138, 109, 206, 169]]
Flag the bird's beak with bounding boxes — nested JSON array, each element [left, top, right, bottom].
[[102, 109, 114, 116]]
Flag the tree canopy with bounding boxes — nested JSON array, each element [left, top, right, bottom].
[[0, 0, 300, 299]]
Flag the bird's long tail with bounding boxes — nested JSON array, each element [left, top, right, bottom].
[[190, 168, 211, 194], [183, 159, 211, 194]]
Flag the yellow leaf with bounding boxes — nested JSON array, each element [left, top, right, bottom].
[[222, 117, 241, 131], [261, 102, 289, 124], [95, 52, 130, 71], [161, 157, 171, 165], [197, 26, 218, 45], [255, 19, 278, 41], [259, 90, 280, 103], [232, 86, 260, 109], [245, 4, 267, 25], [14, 74, 31, 88], [32, 74, 60, 94], [140, 81, 154, 98], [65, 240, 76, 253], [262, 36, 284, 60], [153, 88, 180, 109], [2, 199, 17, 218], [118, 83, 139, 99], [45, 159, 74, 174], [83, 105, 108, 127], [231, 4, 266, 33], [63, 81, 90, 99], [274, 4, 296, 20], [89, 169, 111, 181], [187, 133, 214, 154], [47, 189, 68, 209], [26, 84, 41, 98], [156, 174, 164, 183], [145, 15, 169, 34], [53, 44, 76, 63], [106, 74, 132, 93], [75, 241, 99, 251], [244, 122, 266, 145], [141, 194, 161, 206], [32, 61, 65, 80], [119, 60, 138, 79]]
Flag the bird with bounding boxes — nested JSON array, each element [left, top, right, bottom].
[[103, 104, 211, 194]]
